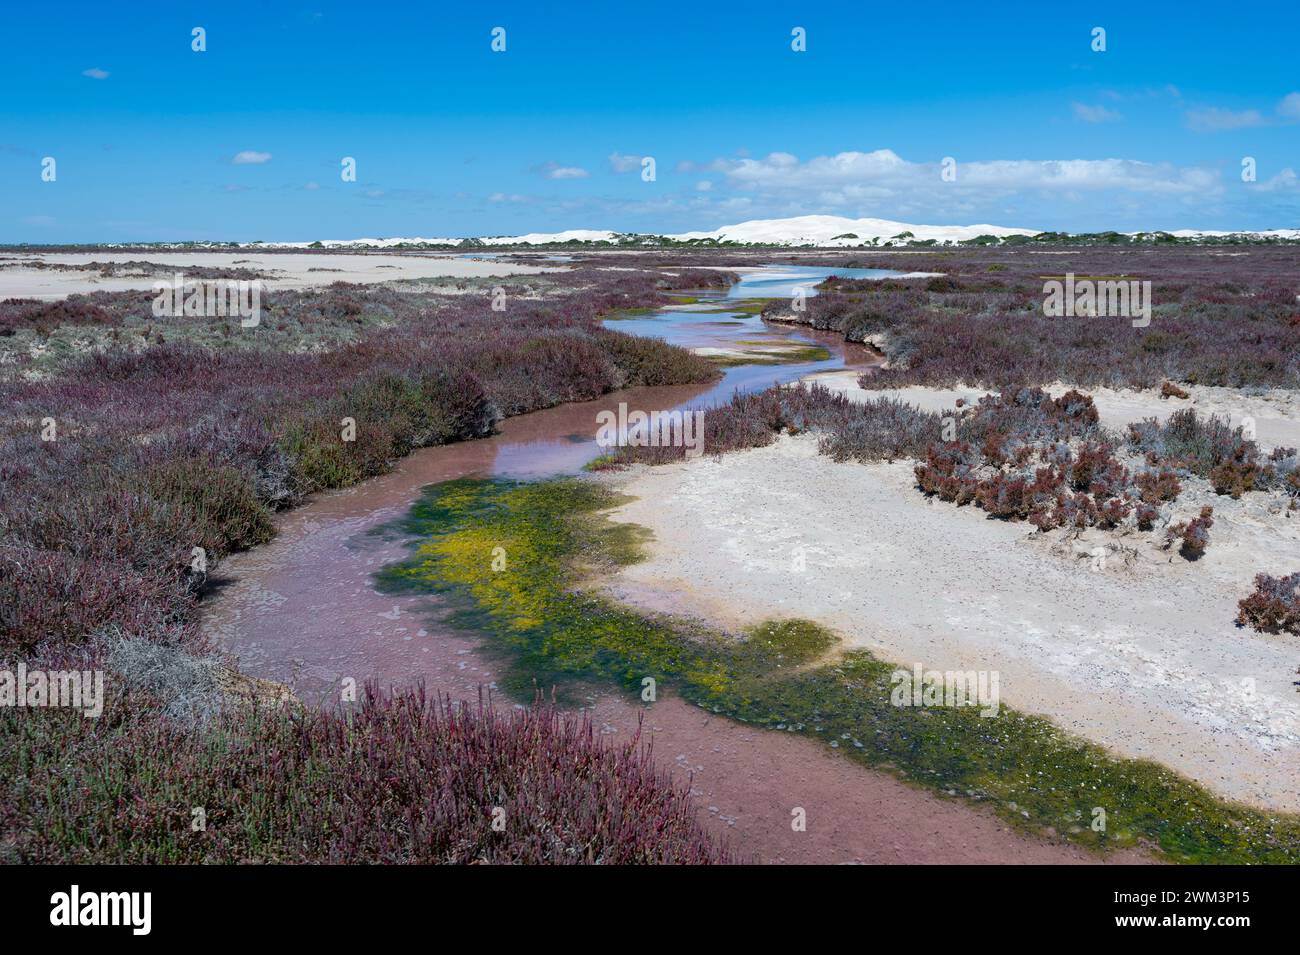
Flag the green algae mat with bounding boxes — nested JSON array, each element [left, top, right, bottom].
[[377, 476, 1300, 864]]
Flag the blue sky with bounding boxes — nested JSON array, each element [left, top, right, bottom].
[[2, 1, 1298, 242]]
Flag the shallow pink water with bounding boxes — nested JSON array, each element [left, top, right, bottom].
[[200, 380, 719, 704]]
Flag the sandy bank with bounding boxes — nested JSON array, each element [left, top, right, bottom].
[[807, 368, 1300, 453], [0, 252, 559, 300], [602, 433, 1300, 811]]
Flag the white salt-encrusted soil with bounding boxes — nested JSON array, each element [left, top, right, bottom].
[[808, 368, 1300, 454], [0, 252, 558, 300], [602, 433, 1300, 811]]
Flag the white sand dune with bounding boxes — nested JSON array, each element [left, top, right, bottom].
[[146, 215, 1041, 249], [37, 215, 1300, 252], [669, 214, 1038, 246]]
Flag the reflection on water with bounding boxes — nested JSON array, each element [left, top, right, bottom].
[[455, 251, 576, 263], [597, 263, 905, 432], [727, 264, 902, 299]]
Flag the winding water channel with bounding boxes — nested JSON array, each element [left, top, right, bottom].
[[199, 264, 1140, 864]]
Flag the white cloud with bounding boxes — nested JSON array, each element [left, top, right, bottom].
[[1254, 168, 1298, 192], [718, 197, 753, 211], [81, 68, 109, 80], [232, 150, 272, 164], [1100, 85, 1180, 102], [694, 149, 1216, 198], [717, 149, 907, 189], [1072, 102, 1121, 123], [1277, 92, 1300, 122], [534, 161, 589, 180], [959, 158, 1217, 194], [659, 148, 1229, 228], [513, 144, 1268, 233], [1185, 106, 1266, 132], [1183, 92, 1300, 131], [607, 152, 642, 173]]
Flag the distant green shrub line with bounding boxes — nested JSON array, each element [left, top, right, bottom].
[[375, 476, 1300, 864]]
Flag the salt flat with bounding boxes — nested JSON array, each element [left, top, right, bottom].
[[0, 251, 558, 300], [603, 432, 1300, 811]]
